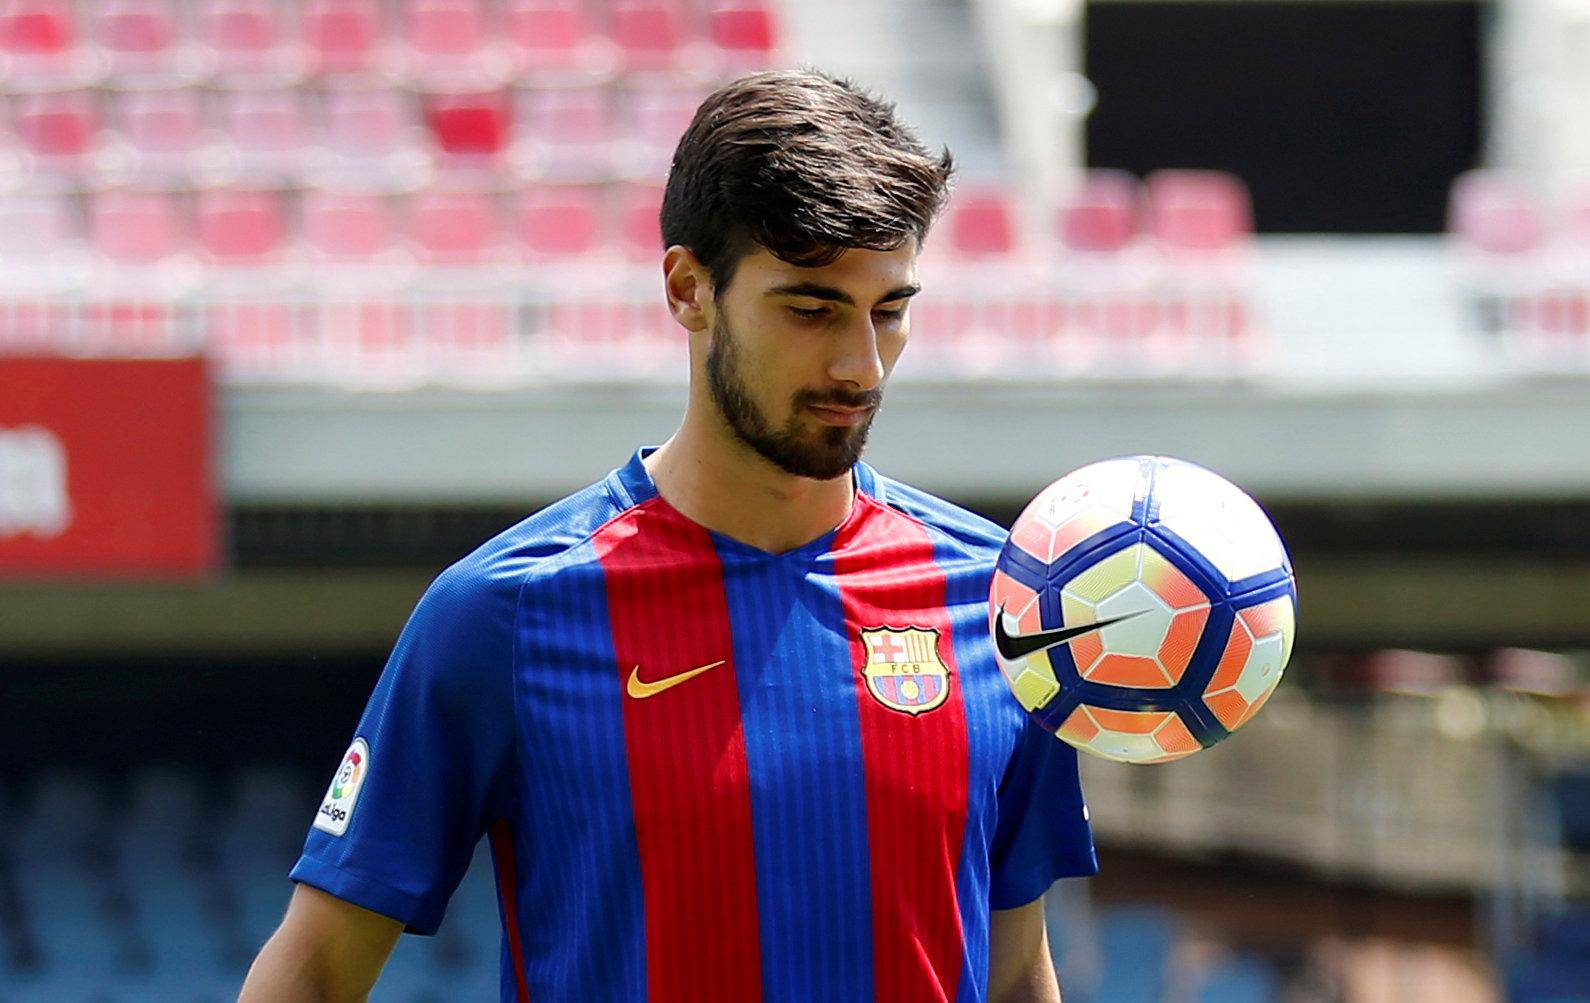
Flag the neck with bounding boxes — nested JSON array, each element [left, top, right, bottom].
[[644, 402, 856, 555]]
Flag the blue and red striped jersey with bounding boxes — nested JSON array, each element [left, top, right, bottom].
[[291, 448, 1097, 1002]]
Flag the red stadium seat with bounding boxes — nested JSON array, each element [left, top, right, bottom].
[[302, 189, 397, 260], [1143, 170, 1253, 253], [505, 0, 603, 75], [1446, 170, 1543, 255], [622, 86, 702, 177], [302, 0, 386, 75], [198, 0, 299, 80], [320, 85, 412, 160], [410, 188, 500, 264], [517, 85, 611, 178], [0, 190, 77, 259], [115, 86, 205, 167], [947, 189, 1018, 258], [1058, 170, 1139, 252], [709, 2, 777, 68], [0, 1, 75, 69], [404, 0, 486, 61], [515, 185, 601, 260], [93, 0, 180, 77], [615, 182, 664, 261], [89, 188, 186, 264], [609, 1, 687, 73], [422, 89, 511, 160], [196, 187, 287, 264], [218, 87, 307, 174], [11, 88, 96, 170]]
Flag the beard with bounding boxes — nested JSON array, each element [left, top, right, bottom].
[[705, 311, 883, 481]]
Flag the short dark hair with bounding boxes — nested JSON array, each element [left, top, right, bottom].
[[660, 69, 955, 292]]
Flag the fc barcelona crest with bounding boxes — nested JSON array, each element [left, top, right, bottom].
[[860, 626, 951, 715]]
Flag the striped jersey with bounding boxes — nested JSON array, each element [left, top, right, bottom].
[[291, 448, 1097, 1002]]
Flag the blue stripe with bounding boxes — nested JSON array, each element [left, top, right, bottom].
[[718, 542, 874, 1002], [514, 538, 647, 1001], [935, 535, 1007, 1003]]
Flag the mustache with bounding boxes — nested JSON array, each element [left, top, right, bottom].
[[795, 388, 884, 410]]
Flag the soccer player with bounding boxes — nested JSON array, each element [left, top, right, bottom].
[[239, 69, 1096, 1003]]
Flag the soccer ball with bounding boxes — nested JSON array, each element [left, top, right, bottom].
[[990, 456, 1296, 763]]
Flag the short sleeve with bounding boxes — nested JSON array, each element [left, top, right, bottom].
[[289, 558, 519, 934], [988, 716, 1099, 910]]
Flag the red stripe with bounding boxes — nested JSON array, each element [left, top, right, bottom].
[[488, 819, 532, 1003], [835, 497, 970, 1002], [593, 501, 763, 1003]]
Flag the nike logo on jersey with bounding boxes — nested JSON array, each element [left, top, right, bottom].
[[993, 606, 1147, 662], [626, 660, 726, 699]]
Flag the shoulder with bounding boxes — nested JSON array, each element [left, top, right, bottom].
[[409, 477, 630, 639], [861, 466, 1007, 563]]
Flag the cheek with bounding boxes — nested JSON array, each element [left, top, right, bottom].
[[879, 321, 910, 369]]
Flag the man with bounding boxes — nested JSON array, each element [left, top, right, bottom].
[[240, 69, 1096, 1003]]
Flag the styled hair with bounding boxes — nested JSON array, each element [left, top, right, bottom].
[[660, 68, 955, 292]]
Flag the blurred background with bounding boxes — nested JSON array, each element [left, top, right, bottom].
[[0, 0, 1588, 1000]]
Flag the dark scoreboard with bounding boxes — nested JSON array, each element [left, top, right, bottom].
[[1085, 1, 1485, 234]]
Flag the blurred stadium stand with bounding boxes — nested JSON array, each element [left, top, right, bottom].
[[3, 1, 1590, 1001]]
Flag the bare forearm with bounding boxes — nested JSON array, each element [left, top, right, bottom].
[[238, 885, 400, 1003], [989, 897, 1062, 1003], [993, 957, 1061, 1003], [238, 929, 373, 1003]]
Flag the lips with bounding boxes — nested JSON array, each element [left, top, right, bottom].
[[807, 404, 872, 427]]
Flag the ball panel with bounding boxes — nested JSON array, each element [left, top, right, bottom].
[[1060, 545, 1142, 605], [1088, 706, 1169, 735], [1058, 707, 1100, 744], [1084, 732, 1167, 763], [1205, 621, 1254, 693], [1238, 593, 1297, 669], [1016, 458, 1143, 565], [1008, 519, 1056, 565], [1096, 580, 1174, 657], [1008, 665, 1061, 712], [1028, 458, 1143, 530], [1151, 459, 1289, 584], [1140, 547, 1210, 610], [1234, 682, 1278, 729], [1083, 653, 1170, 688], [1205, 689, 1249, 730], [1156, 607, 1209, 680], [1068, 631, 1104, 672], [1076, 707, 1182, 763], [1047, 507, 1128, 563], [990, 569, 1041, 630], [1234, 633, 1286, 704], [1151, 715, 1201, 757]]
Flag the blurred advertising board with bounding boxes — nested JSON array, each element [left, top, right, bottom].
[[0, 357, 218, 579]]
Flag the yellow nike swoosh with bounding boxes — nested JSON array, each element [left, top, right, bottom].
[[626, 660, 726, 699]]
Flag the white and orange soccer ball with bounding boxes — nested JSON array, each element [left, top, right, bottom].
[[990, 456, 1296, 763]]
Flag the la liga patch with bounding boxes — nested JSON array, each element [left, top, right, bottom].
[[313, 737, 369, 837]]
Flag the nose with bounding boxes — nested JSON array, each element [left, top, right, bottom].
[[826, 313, 886, 391]]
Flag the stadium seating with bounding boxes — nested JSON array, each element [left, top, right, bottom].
[[945, 188, 1019, 259], [301, 188, 399, 261], [0, 2, 1267, 385], [1058, 169, 1139, 253], [89, 188, 186, 263], [199, 0, 302, 82], [1144, 169, 1253, 254], [1448, 170, 1544, 256]]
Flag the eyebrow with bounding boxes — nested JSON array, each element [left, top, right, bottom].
[[765, 281, 922, 307]]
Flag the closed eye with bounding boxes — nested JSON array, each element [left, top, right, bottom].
[[788, 306, 830, 321]]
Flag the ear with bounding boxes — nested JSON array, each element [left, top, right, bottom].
[[663, 245, 712, 334]]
